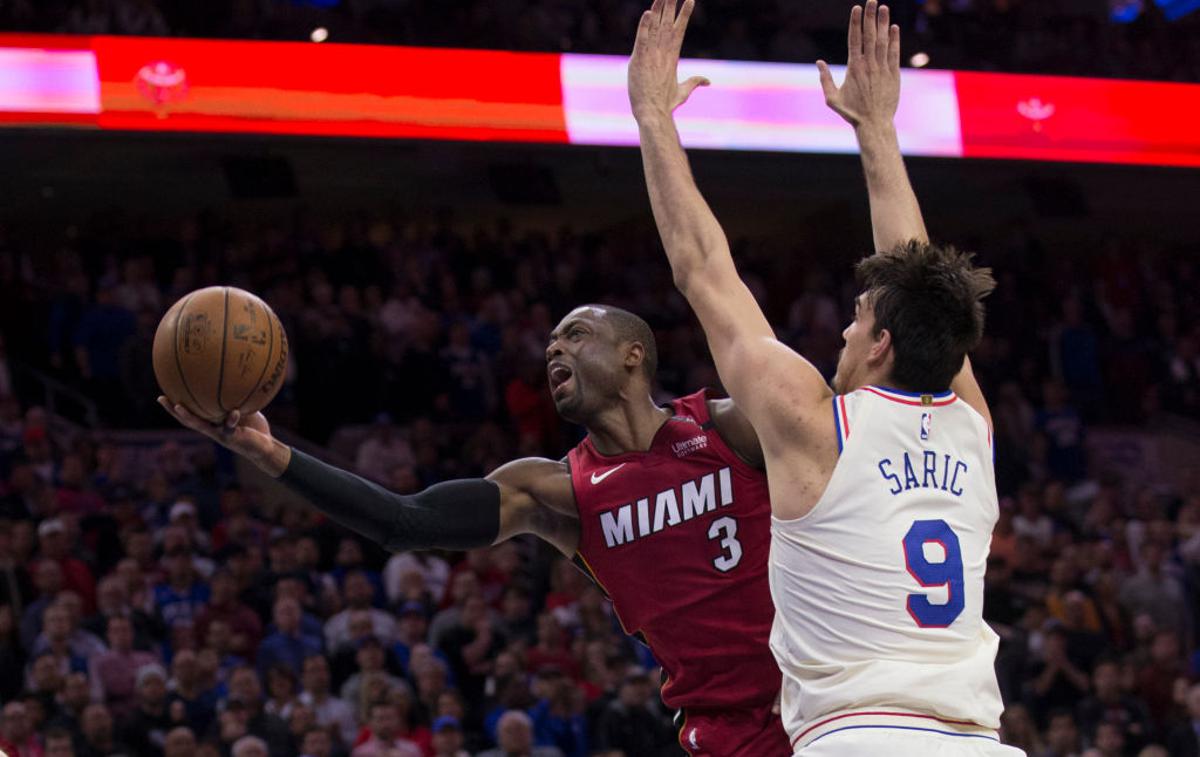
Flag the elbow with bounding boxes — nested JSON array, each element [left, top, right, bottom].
[[671, 264, 695, 295], [669, 255, 711, 297]]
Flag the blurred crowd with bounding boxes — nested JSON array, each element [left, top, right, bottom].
[[2, 0, 1200, 82], [0, 204, 1198, 756]]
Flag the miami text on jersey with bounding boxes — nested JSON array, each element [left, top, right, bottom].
[[877, 450, 969, 497], [599, 467, 734, 547]]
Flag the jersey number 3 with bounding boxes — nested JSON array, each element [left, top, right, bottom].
[[708, 516, 743, 572], [902, 519, 964, 628]]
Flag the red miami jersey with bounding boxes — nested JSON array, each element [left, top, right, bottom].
[[568, 389, 780, 713]]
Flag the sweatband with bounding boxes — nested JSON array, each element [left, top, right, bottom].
[[279, 448, 501, 552]]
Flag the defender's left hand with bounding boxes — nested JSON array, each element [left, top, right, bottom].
[[817, 0, 902, 130], [628, 0, 710, 123]]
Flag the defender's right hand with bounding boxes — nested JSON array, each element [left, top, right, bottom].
[[158, 396, 283, 473], [816, 0, 901, 130]]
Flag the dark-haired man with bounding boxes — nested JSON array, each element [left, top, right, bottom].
[[160, 297, 791, 754], [630, 0, 1019, 753]]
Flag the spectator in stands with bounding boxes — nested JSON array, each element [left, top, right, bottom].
[[390, 600, 432, 674], [224, 666, 292, 755], [355, 414, 415, 484], [1167, 682, 1200, 756], [1078, 657, 1155, 752], [167, 648, 218, 736], [1137, 630, 1189, 733], [84, 573, 156, 646], [479, 709, 564, 757], [0, 700, 39, 757], [33, 599, 104, 662], [257, 596, 322, 677], [527, 666, 586, 757], [120, 664, 173, 757], [340, 636, 407, 706], [525, 614, 577, 680], [36, 519, 97, 614], [263, 663, 300, 720], [1119, 543, 1190, 642], [299, 726, 333, 757], [90, 614, 159, 718], [431, 715, 469, 757], [591, 666, 671, 756], [162, 725, 198, 757], [429, 571, 481, 648], [153, 546, 209, 632], [73, 284, 136, 422], [325, 570, 396, 650], [230, 734, 269, 757], [43, 725, 74, 756], [437, 593, 504, 712], [193, 568, 262, 659], [298, 654, 357, 748], [78, 702, 127, 757], [351, 701, 421, 757]]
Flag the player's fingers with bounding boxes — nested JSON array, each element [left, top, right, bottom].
[[816, 60, 838, 101], [876, 4, 890, 65], [678, 75, 710, 105], [652, 0, 667, 25], [847, 5, 863, 62], [225, 409, 242, 430], [675, 0, 695, 32], [863, 0, 878, 63], [636, 9, 653, 40], [888, 24, 901, 72], [164, 400, 214, 435]]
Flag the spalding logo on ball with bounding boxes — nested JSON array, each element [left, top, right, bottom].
[[153, 286, 288, 422]]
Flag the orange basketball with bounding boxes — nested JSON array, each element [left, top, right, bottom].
[[152, 286, 289, 423]]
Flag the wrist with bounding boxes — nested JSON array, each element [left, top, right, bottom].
[[633, 106, 674, 128], [256, 439, 292, 478], [854, 120, 899, 145]]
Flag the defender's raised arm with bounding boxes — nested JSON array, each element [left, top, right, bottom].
[[629, 0, 832, 463]]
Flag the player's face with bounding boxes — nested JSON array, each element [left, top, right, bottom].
[[833, 293, 879, 394], [546, 307, 627, 424]]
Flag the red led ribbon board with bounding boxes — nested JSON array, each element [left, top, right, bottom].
[[2, 34, 1200, 168], [91, 36, 569, 142], [955, 71, 1200, 168]]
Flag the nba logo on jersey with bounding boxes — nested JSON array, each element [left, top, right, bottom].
[[920, 412, 932, 441]]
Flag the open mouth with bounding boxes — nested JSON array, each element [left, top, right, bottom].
[[548, 362, 574, 397]]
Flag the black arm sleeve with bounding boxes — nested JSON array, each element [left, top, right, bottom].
[[278, 448, 501, 553]]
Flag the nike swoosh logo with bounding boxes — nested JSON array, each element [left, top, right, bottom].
[[590, 463, 627, 485]]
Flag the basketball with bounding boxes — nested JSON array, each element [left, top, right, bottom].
[[152, 286, 289, 423]]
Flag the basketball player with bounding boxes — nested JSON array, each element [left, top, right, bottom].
[[159, 302, 791, 756], [630, 0, 1022, 754]]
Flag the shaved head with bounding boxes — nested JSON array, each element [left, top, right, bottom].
[[583, 304, 658, 380]]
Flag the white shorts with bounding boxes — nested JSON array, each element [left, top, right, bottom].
[[797, 727, 1027, 756]]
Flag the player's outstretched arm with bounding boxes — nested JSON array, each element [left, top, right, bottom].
[[158, 398, 580, 556], [629, 0, 831, 450], [820, 1, 990, 422], [818, 0, 925, 252]]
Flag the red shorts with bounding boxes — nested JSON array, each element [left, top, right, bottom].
[[676, 705, 792, 757]]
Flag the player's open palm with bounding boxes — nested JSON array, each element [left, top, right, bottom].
[[628, 0, 709, 121], [817, 0, 901, 129], [158, 396, 276, 464]]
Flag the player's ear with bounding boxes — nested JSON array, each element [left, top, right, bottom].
[[624, 341, 645, 372], [867, 328, 892, 366]]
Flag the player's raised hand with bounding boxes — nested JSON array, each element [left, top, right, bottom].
[[816, 0, 901, 130], [628, 0, 710, 122], [158, 396, 287, 475]]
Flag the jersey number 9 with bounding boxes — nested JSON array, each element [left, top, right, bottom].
[[902, 519, 964, 628]]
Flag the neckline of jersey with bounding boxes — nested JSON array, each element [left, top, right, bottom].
[[583, 403, 682, 462], [867, 385, 956, 400]]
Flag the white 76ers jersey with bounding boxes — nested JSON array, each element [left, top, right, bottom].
[[770, 386, 1005, 750]]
